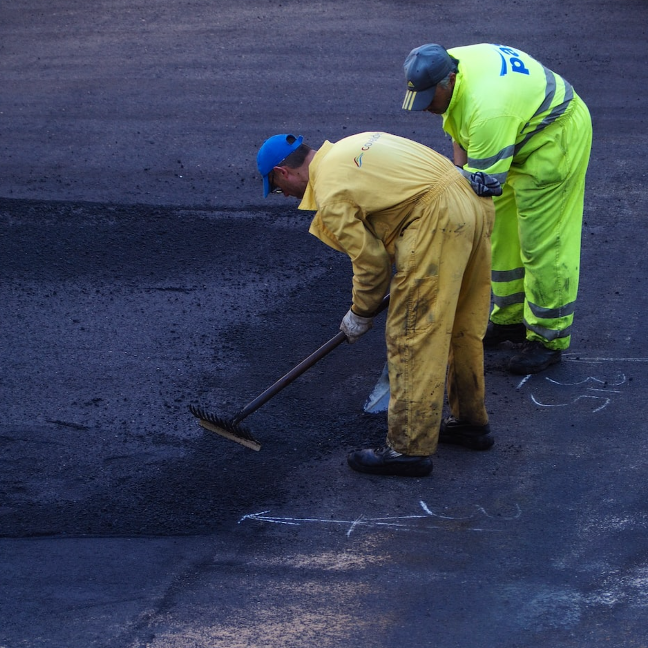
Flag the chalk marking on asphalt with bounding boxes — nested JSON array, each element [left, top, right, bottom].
[[564, 355, 648, 363], [545, 375, 627, 387], [588, 397, 612, 413], [530, 395, 568, 408], [520, 373, 628, 413], [239, 501, 521, 536], [530, 393, 611, 412], [418, 500, 522, 520], [516, 375, 532, 390], [346, 515, 365, 537]]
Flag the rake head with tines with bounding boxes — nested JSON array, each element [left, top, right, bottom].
[[189, 404, 262, 451]]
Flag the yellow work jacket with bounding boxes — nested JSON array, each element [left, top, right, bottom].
[[443, 44, 574, 183], [299, 132, 459, 316]]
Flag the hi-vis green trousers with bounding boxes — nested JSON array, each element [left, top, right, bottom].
[[386, 172, 495, 456], [490, 94, 593, 350]]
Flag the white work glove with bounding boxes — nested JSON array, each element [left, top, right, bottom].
[[340, 309, 374, 344], [459, 168, 503, 197]]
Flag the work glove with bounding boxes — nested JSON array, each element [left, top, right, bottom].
[[340, 309, 374, 344], [459, 168, 503, 197]]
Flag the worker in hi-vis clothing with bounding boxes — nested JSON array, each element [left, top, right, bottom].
[[402, 43, 593, 374], [257, 131, 499, 477]]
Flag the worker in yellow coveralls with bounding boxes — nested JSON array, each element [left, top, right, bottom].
[[257, 131, 498, 477], [402, 43, 592, 374]]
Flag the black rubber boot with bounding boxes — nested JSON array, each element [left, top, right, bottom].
[[347, 447, 433, 477], [439, 417, 494, 450], [483, 322, 527, 347], [508, 341, 562, 375]]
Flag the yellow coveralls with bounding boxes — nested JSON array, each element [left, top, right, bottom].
[[442, 44, 593, 350], [300, 132, 495, 455]]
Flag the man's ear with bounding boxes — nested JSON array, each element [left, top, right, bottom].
[[273, 165, 288, 180]]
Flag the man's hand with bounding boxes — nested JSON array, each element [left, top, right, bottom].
[[340, 309, 374, 343]]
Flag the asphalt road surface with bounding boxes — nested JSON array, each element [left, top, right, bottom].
[[2, 1, 648, 647]]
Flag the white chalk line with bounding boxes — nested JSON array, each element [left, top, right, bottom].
[[564, 356, 648, 363], [418, 500, 522, 520], [530, 393, 611, 412], [239, 512, 500, 536], [521, 372, 629, 413], [516, 375, 532, 390], [519, 373, 627, 393], [545, 374, 627, 387], [239, 501, 521, 536]]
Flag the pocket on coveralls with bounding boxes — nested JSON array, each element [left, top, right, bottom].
[[393, 220, 439, 334], [406, 276, 439, 333]]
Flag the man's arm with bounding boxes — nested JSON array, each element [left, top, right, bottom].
[[315, 201, 392, 316], [453, 141, 502, 197], [453, 141, 467, 167]]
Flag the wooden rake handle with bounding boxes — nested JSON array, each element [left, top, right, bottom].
[[231, 293, 390, 425]]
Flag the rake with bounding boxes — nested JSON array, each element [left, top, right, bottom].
[[189, 294, 390, 451]]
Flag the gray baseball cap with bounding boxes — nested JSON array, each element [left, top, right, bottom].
[[402, 44, 455, 111]]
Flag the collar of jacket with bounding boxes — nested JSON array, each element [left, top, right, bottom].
[[298, 140, 334, 211]]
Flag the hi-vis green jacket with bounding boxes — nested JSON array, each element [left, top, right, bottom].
[[298, 132, 460, 317], [443, 43, 574, 183]]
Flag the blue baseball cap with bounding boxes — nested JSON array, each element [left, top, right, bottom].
[[257, 133, 304, 197], [402, 44, 455, 111]]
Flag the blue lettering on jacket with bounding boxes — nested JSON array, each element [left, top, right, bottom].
[[493, 45, 530, 77]]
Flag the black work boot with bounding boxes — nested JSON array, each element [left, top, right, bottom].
[[483, 322, 527, 347], [439, 417, 494, 450], [347, 447, 433, 477], [508, 341, 562, 375]]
